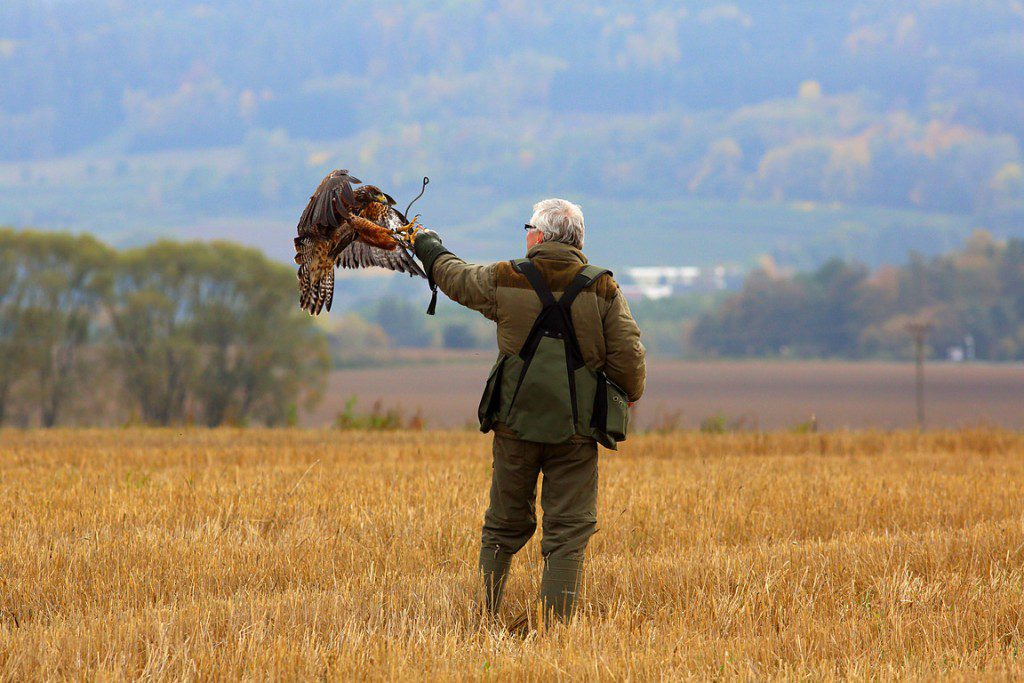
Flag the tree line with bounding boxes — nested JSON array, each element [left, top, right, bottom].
[[692, 232, 1024, 361], [0, 229, 327, 427]]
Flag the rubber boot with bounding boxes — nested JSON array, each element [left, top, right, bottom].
[[540, 556, 583, 621], [479, 546, 513, 614]]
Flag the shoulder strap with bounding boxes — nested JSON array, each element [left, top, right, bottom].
[[558, 264, 612, 310], [511, 258, 556, 307], [512, 259, 611, 310]]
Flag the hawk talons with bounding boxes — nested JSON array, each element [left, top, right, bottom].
[[399, 215, 421, 234], [395, 214, 423, 246]]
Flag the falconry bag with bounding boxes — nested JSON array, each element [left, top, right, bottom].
[[477, 258, 630, 449]]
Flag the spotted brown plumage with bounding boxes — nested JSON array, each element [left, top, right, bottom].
[[293, 170, 425, 315]]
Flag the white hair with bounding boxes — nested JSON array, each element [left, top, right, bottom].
[[529, 198, 585, 249]]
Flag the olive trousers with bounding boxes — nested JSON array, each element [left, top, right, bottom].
[[479, 427, 598, 619]]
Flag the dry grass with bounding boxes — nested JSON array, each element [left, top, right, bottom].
[[1, 429, 1024, 680]]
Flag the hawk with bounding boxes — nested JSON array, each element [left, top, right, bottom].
[[294, 169, 425, 315]]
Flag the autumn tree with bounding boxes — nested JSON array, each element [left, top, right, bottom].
[[14, 231, 113, 426], [0, 229, 30, 424], [693, 233, 1024, 361], [106, 242, 202, 425], [106, 241, 328, 426], [187, 241, 329, 426]]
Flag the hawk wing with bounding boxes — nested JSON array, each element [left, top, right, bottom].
[[294, 169, 362, 315], [296, 169, 361, 232], [336, 241, 426, 278], [296, 230, 356, 315], [336, 204, 425, 278]]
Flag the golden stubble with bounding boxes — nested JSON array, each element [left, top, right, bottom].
[[1, 429, 1023, 681]]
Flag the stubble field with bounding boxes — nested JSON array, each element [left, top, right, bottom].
[[2, 429, 1024, 680]]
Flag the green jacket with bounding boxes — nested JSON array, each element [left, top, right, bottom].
[[415, 236, 646, 404]]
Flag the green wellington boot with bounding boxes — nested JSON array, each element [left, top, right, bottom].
[[479, 546, 514, 614], [540, 556, 583, 621]]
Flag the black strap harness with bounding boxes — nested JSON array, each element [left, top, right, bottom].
[[504, 258, 611, 427], [513, 259, 602, 368]]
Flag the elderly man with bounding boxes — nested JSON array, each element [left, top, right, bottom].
[[413, 198, 646, 622]]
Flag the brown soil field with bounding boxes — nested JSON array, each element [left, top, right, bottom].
[[2, 429, 1024, 679], [316, 358, 1024, 430]]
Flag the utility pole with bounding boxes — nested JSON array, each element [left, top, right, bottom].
[[905, 320, 933, 430]]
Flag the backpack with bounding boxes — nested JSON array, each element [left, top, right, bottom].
[[477, 258, 631, 449]]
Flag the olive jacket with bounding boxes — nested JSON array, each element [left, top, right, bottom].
[[415, 236, 646, 403]]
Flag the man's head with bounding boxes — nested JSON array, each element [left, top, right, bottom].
[[525, 198, 585, 250]]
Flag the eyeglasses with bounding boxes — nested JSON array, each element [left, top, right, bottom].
[[524, 223, 536, 231]]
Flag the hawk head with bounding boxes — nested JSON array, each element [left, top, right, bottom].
[[357, 185, 396, 207]]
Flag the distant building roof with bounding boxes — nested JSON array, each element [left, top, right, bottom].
[[620, 265, 744, 300]]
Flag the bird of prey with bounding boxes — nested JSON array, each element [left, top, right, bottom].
[[294, 169, 425, 315]]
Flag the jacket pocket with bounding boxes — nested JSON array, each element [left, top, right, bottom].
[[590, 370, 630, 449], [477, 354, 507, 432], [604, 375, 630, 443]]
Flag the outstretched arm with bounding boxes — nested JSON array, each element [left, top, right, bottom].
[[413, 231, 499, 321]]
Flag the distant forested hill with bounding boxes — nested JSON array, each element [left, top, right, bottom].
[[1, 1, 1022, 268]]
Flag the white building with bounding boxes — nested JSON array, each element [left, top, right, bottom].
[[620, 265, 743, 300]]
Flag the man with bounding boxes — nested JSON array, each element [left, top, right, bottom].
[[413, 198, 646, 622]]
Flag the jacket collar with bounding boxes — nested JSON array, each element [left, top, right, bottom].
[[526, 241, 588, 264]]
